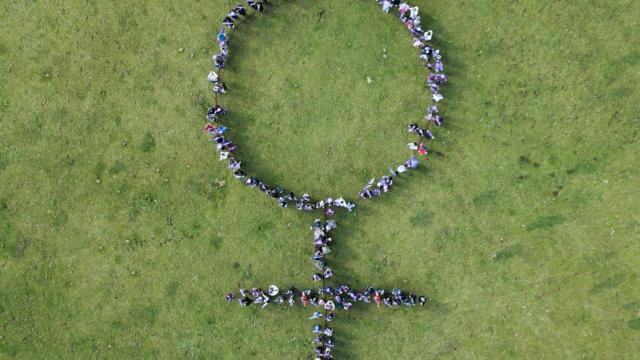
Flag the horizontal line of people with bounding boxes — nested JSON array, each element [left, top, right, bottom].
[[226, 285, 428, 309]]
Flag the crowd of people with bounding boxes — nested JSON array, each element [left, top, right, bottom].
[[309, 216, 338, 358], [358, 155, 420, 199], [311, 217, 337, 281], [225, 216, 430, 358], [214, 2, 443, 358], [358, 0, 449, 202], [226, 286, 428, 313], [226, 285, 428, 309], [205, 1, 449, 218]]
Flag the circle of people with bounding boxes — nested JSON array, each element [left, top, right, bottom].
[[212, 1, 445, 359], [204, 0, 448, 223]]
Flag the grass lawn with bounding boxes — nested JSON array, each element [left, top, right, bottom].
[[1, 0, 640, 358]]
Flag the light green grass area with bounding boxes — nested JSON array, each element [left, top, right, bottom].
[[1, 0, 640, 358]]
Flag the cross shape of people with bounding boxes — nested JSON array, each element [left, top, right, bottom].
[[225, 212, 429, 359]]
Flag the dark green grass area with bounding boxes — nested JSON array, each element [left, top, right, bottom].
[[1, 0, 640, 358]]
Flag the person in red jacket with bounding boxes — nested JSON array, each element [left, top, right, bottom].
[[374, 291, 382, 307]]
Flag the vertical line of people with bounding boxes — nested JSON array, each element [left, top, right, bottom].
[[310, 216, 337, 358]]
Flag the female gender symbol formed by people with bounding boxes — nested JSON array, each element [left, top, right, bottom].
[[205, 1, 448, 358]]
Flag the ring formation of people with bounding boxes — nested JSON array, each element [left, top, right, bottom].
[[207, 1, 449, 358], [204, 0, 448, 216]]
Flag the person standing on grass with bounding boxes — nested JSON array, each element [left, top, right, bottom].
[[213, 81, 228, 94], [399, 2, 410, 15], [374, 290, 382, 306], [426, 113, 443, 126], [217, 28, 227, 43], [233, 169, 246, 179], [213, 53, 226, 69], [226, 142, 237, 153], [325, 312, 336, 322], [233, 4, 247, 17], [215, 125, 228, 135], [206, 107, 218, 122], [222, 16, 235, 29], [380, 0, 392, 13], [225, 293, 235, 303], [227, 8, 240, 20], [309, 311, 323, 320], [212, 105, 226, 115], [418, 143, 427, 155], [207, 71, 218, 83], [261, 295, 270, 308], [239, 296, 252, 306], [229, 158, 241, 172], [404, 155, 419, 169], [323, 268, 333, 279]]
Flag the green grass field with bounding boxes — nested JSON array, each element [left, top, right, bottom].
[[1, 0, 640, 358]]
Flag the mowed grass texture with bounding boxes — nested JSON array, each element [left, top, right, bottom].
[[1, 0, 639, 359]]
